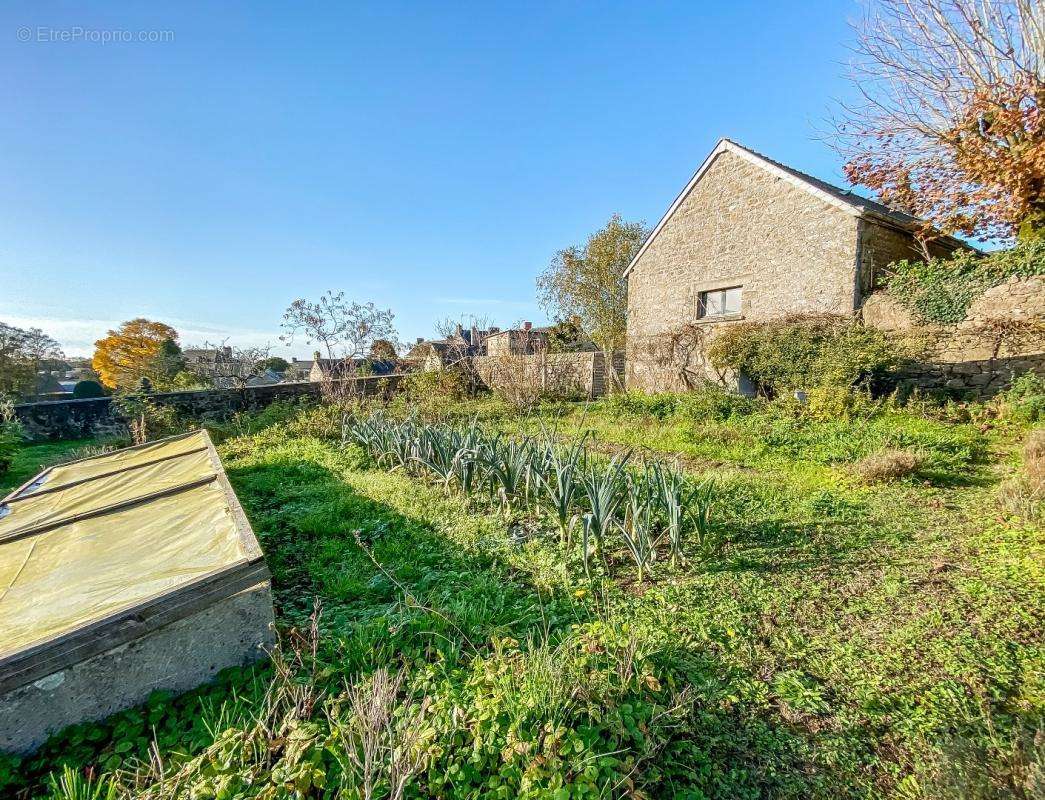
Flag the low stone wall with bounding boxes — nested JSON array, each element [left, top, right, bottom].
[[861, 276, 1044, 396], [15, 375, 404, 441], [473, 351, 623, 399]]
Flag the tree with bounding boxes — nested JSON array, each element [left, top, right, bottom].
[[259, 356, 290, 373], [147, 338, 187, 388], [281, 292, 397, 361], [546, 316, 586, 353], [194, 340, 276, 388], [368, 339, 399, 361], [537, 215, 646, 383], [72, 380, 106, 399], [0, 322, 63, 398], [92, 318, 179, 390], [835, 0, 1045, 243]]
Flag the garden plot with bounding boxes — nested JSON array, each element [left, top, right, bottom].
[[0, 430, 274, 753]]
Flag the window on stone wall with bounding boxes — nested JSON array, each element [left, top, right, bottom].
[[697, 285, 743, 319]]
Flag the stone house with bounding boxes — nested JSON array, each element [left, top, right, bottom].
[[624, 138, 967, 392], [308, 353, 398, 382], [407, 324, 495, 370]]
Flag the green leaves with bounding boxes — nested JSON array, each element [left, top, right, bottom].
[[886, 240, 1045, 324], [345, 416, 715, 584]]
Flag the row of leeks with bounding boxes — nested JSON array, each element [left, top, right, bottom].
[[346, 415, 714, 582]]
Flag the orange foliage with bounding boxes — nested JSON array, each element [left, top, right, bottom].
[[92, 318, 179, 389]]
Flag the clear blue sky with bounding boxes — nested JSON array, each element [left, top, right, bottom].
[[1, 1, 865, 358]]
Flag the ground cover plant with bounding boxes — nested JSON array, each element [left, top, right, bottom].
[[1, 380, 1042, 799]]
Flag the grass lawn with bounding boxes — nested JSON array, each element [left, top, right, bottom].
[[2, 394, 1042, 799]]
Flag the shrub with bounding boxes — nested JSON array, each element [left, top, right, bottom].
[[71, 379, 106, 399], [397, 369, 471, 417], [997, 371, 1045, 423], [799, 385, 883, 421], [852, 448, 924, 483], [707, 315, 904, 397], [111, 394, 182, 444], [604, 387, 761, 422], [0, 397, 24, 477], [885, 240, 1045, 324]]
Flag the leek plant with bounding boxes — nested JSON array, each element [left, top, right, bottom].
[[577, 451, 630, 567], [536, 437, 586, 545], [621, 473, 656, 582]]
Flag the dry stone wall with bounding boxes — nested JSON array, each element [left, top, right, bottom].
[[473, 351, 623, 399], [861, 276, 1044, 395], [15, 376, 404, 441]]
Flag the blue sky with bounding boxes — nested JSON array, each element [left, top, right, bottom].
[[1, 1, 865, 358]]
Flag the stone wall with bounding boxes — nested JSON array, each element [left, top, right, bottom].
[[15, 375, 405, 441], [626, 149, 864, 392], [473, 351, 623, 399], [856, 220, 959, 300], [861, 276, 1045, 395]]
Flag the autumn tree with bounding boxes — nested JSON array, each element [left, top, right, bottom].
[[92, 318, 180, 390], [537, 215, 646, 386], [836, 0, 1045, 243]]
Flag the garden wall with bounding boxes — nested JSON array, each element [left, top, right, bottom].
[[861, 275, 1044, 395], [473, 351, 624, 399], [14, 375, 405, 441]]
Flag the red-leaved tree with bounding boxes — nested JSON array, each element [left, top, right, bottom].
[[836, 0, 1045, 243]]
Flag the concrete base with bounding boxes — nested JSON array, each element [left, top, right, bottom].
[[0, 582, 275, 754]]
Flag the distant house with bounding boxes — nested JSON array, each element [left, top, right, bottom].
[[407, 324, 495, 370], [308, 356, 399, 382], [624, 137, 968, 392], [284, 357, 314, 382], [484, 322, 597, 356], [183, 346, 252, 383]]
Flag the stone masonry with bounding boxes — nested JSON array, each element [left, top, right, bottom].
[[14, 375, 405, 441], [625, 139, 964, 392], [861, 276, 1045, 396]]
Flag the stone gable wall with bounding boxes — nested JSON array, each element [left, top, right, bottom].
[[856, 220, 959, 299], [626, 150, 864, 391]]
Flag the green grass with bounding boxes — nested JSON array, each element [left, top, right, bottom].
[[0, 438, 103, 496], [2, 395, 1043, 799]]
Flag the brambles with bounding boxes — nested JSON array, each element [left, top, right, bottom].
[[345, 414, 715, 582]]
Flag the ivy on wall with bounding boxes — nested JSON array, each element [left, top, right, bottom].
[[885, 240, 1045, 324]]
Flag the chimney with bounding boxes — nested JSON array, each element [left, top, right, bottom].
[[523, 321, 532, 331], [489, 326, 500, 334], [313, 350, 321, 362], [416, 337, 424, 344]]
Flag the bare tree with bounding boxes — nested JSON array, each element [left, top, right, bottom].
[[834, 0, 1045, 242], [281, 291, 397, 361]]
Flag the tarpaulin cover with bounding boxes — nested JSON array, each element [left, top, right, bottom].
[[0, 432, 251, 658]]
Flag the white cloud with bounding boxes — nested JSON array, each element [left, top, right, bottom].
[[0, 313, 296, 359]]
